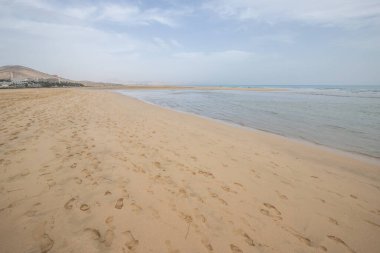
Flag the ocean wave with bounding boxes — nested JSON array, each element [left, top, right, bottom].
[[290, 89, 380, 99]]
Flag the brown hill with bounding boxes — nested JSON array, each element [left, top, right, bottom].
[[0, 65, 124, 87], [0, 65, 69, 82]]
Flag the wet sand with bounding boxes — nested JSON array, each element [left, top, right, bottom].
[[0, 88, 379, 253], [89, 85, 287, 91]]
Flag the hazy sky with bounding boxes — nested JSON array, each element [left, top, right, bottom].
[[1, 0, 380, 85]]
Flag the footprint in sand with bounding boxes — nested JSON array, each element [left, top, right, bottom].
[[80, 204, 90, 211], [243, 233, 255, 246], [233, 182, 245, 191], [365, 219, 380, 228], [276, 190, 288, 200], [103, 229, 114, 247], [84, 228, 101, 240], [179, 212, 193, 223], [327, 235, 356, 253], [74, 177, 82, 184], [105, 216, 114, 225], [40, 233, 54, 253], [47, 178, 56, 188], [328, 217, 338, 225], [124, 230, 139, 251], [201, 238, 213, 252], [260, 203, 282, 221], [154, 161, 162, 169], [230, 244, 243, 253], [165, 240, 180, 253], [178, 188, 188, 198], [198, 170, 215, 178], [25, 209, 38, 217], [209, 191, 228, 205], [115, 198, 124, 209], [148, 206, 160, 219], [221, 185, 237, 194], [195, 214, 207, 224], [131, 202, 143, 213], [64, 197, 77, 210], [282, 226, 312, 247]]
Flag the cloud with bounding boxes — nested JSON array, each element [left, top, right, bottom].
[[12, 0, 50, 9], [0, 0, 186, 73], [1, 0, 188, 27], [153, 37, 183, 50], [175, 50, 254, 61], [97, 4, 181, 27], [204, 0, 380, 28], [64, 6, 98, 20], [251, 32, 296, 45]]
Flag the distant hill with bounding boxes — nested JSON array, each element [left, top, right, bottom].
[[0, 65, 122, 87], [0, 65, 69, 82]]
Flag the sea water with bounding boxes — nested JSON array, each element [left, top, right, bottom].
[[117, 85, 380, 159]]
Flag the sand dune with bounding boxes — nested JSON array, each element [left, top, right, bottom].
[[0, 88, 379, 253]]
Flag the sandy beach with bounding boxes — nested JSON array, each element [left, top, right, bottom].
[[0, 88, 379, 253]]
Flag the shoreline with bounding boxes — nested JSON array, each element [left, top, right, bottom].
[[1, 88, 379, 253], [114, 90, 380, 166], [86, 85, 288, 91]]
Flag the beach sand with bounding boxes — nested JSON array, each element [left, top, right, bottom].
[[0, 88, 379, 253]]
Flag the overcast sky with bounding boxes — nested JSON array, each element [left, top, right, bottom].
[[1, 0, 380, 85]]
